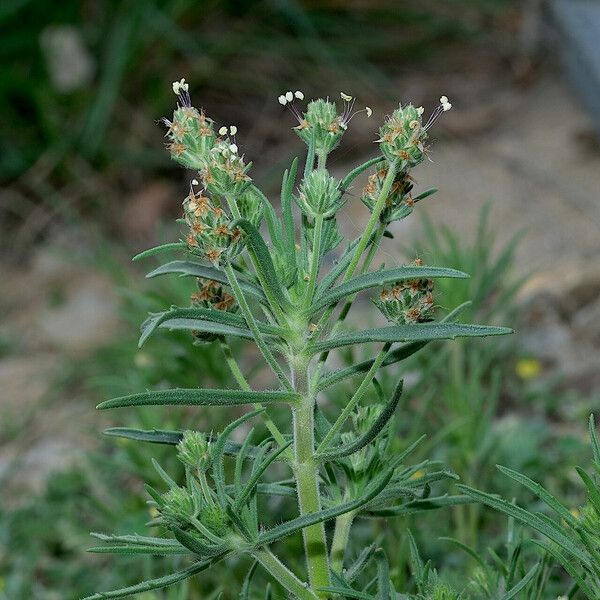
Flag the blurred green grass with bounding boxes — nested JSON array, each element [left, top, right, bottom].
[[0, 0, 518, 251]]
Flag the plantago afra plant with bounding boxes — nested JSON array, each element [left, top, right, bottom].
[[86, 80, 512, 599]]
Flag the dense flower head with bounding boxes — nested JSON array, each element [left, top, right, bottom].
[[201, 138, 252, 197], [362, 166, 415, 223], [199, 505, 229, 536], [183, 188, 241, 265], [297, 168, 343, 218], [374, 260, 435, 325], [163, 105, 216, 170], [161, 486, 196, 527], [378, 96, 451, 168], [177, 431, 212, 470]]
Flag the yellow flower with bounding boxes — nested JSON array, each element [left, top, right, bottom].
[[515, 358, 542, 380]]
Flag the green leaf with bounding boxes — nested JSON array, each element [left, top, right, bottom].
[[457, 485, 590, 568], [281, 158, 298, 274], [590, 414, 600, 467], [309, 266, 469, 315], [339, 156, 385, 193], [317, 380, 403, 462], [132, 242, 186, 261], [499, 562, 539, 600], [365, 495, 474, 517], [145, 260, 265, 301], [81, 557, 222, 599], [139, 307, 284, 347], [256, 466, 394, 546], [239, 561, 259, 600], [87, 544, 188, 555], [496, 465, 580, 529], [315, 237, 363, 297], [234, 219, 292, 312], [576, 466, 600, 518], [89, 533, 183, 548], [172, 526, 228, 558], [234, 441, 293, 510], [312, 323, 513, 354], [97, 388, 301, 410], [317, 302, 472, 391], [317, 587, 372, 600]]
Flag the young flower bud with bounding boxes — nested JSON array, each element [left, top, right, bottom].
[[377, 104, 427, 168], [373, 261, 435, 325], [236, 186, 265, 228], [296, 169, 343, 218], [199, 505, 229, 536], [201, 139, 252, 198], [163, 107, 216, 170], [161, 486, 196, 527], [183, 191, 242, 266], [340, 406, 387, 474], [177, 431, 212, 470], [294, 99, 346, 156]]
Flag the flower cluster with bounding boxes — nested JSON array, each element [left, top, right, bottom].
[[177, 431, 212, 470], [361, 165, 415, 223], [378, 96, 451, 168], [202, 139, 252, 198], [340, 406, 387, 475], [374, 260, 435, 325], [280, 91, 371, 157], [183, 187, 241, 265], [191, 278, 236, 313]]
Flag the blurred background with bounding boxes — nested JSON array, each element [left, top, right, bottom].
[[1, 0, 600, 598]]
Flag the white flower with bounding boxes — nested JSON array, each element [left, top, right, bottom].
[[229, 144, 238, 154], [294, 90, 304, 100], [218, 126, 228, 136], [229, 125, 237, 135], [365, 106, 372, 118], [172, 78, 188, 95], [285, 91, 294, 102], [340, 92, 353, 101], [278, 94, 287, 105]]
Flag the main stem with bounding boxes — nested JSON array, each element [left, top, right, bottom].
[[330, 509, 355, 572], [292, 356, 331, 594]]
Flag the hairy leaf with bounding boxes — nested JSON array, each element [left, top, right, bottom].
[[97, 388, 301, 410]]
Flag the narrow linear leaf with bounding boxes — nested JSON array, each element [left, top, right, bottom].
[[132, 242, 186, 261], [89, 533, 182, 548], [81, 557, 222, 599], [256, 467, 394, 546], [145, 260, 264, 301], [312, 323, 513, 354], [499, 562, 539, 600], [310, 266, 469, 315], [87, 545, 188, 555], [97, 388, 301, 410], [317, 302, 472, 391], [234, 219, 292, 311], [339, 156, 385, 193], [457, 485, 590, 568], [317, 381, 403, 462], [576, 466, 600, 518]]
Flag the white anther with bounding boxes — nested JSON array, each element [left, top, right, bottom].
[[191, 179, 199, 185], [417, 106, 425, 116], [218, 126, 228, 136], [285, 91, 294, 102], [278, 95, 287, 105], [229, 144, 238, 154], [229, 125, 237, 135], [365, 106, 372, 118], [340, 92, 353, 101], [172, 78, 188, 95], [294, 90, 304, 100]]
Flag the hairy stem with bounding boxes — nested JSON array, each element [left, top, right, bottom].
[[330, 509, 356, 572], [219, 340, 288, 450], [252, 547, 319, 600], [292, 357, 331, 593], [303, 214, 324, 311]]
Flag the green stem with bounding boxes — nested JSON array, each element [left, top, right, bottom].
[[252, 547, 319, 600], [224, 262, 292, 390], [317, 343, 391, 453], [317, 150, 327, 170], [330, 510, 356, 572], [292, 357, 331, 594], [303, 214, 324, 311], [219, 340, 288, 450]]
